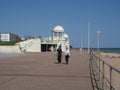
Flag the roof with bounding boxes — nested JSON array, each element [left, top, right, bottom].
[[53, 25, 64, 32], [64, 34, 69, 38]]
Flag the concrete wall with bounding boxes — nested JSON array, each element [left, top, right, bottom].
[[25, 39, 41, 52], [18, 39, 41, 52], [0, 46, 21, 53]]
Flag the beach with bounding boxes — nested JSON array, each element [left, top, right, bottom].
[[94, 52, 120, 89], [98, 52, 120, 70]]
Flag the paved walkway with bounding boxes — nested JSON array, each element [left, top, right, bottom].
[[0, 50, 93, 90]]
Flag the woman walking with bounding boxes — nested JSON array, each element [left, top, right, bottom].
[[64, 47, 70, 65]]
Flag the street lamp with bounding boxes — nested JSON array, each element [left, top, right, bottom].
[[97, 30, 102, 52]]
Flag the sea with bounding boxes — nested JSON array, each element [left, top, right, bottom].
[[75, 48, 120, 54], [95, 48, 120, 54]]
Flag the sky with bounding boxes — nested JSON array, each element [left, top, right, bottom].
[[0, 0, 120, 48]]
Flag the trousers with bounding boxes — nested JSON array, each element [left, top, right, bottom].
[[65, 55, 69, 64]]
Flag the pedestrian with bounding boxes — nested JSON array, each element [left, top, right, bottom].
[[90, 46, 92, 55], [64, 47, 70, 65], [57, 46, 62, 63]]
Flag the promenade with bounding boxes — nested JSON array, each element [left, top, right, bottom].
[[0, 50, 93, 90]]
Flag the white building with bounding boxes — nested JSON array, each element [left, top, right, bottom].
[[18, 25, 70, 52], [1, 33, 20, 42]]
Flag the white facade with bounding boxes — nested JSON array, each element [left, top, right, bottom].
[[52, 25, 70, 51], [1, 33, 20, 42], [17, 25, 70, 52], [0, 46, 21, 53], [1, 33, 10, 41], [18, 39, 41, 52]]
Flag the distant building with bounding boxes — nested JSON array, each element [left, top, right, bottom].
[[18, 25, 70, 52], [1, 33, 21, 42], [40, 25, 70, 52]]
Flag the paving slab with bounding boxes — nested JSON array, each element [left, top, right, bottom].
[[0, 50, 93, 90]]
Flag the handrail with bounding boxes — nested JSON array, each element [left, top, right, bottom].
[[90, 53, 120, 90], [19, 40, 33, 52], [93, 54, 120, 73]]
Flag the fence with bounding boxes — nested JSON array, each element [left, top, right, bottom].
[[90, 53, 120, 90]]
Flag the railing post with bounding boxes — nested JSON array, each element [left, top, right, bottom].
[[95, 56, 98, 76], [102, 61, 105, 90], [99, 58, 100, 82], [110, 67, 113, 90], [91, 53, 120, 90]]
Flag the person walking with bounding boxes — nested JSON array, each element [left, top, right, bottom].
[[57, 46, 62, 63], [90, 46, 92, 55], [64, 47, 70, 65]]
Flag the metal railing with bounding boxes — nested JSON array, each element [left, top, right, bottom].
[[90, 53, 120, 90], [41, 38, 69, 44]]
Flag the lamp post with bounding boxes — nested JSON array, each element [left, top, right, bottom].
[[80, 34, 83, 54], [97, 30, 101, 52], [88, 22, 90, 53]]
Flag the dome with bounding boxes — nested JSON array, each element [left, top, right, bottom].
[[53, 25, 64, 32], [64, 34, 68, 38]]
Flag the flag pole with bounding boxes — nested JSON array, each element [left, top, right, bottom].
[[97, 31, 99, 51]]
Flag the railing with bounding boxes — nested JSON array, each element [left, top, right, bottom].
[[90, 53, 120, 90], [41, 38, 69, 44], [18, 40, 33, 52]]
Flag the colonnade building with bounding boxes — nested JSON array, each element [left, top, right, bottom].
[[18, 25, 70, 52]]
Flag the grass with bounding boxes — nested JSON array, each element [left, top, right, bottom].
[[0, 41, 19, 46]]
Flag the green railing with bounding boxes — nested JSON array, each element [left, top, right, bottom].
[[90, 53, 120, 90]]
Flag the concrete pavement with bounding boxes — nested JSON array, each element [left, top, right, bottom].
[[0, 50, 93, 90]]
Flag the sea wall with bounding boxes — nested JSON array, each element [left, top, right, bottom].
[[18, 39, 41, 52], [0, 46, 21, 53]]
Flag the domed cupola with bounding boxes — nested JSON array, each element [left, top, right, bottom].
[[53, 25, 64, 32], [52, 25, 64, 40]]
